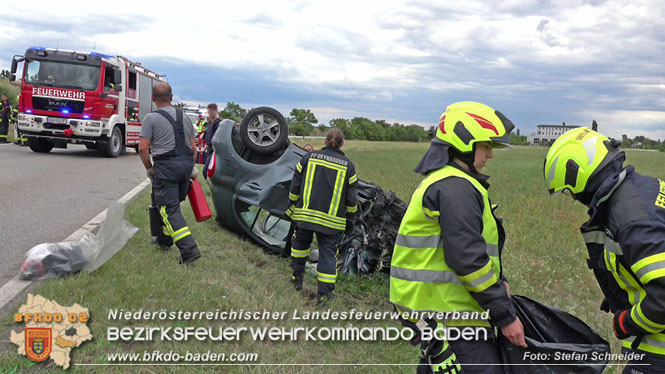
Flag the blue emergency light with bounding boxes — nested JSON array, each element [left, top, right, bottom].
[[83, 114, 90, 119], [62, 109, 70, 114]]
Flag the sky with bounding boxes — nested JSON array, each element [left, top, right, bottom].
[[1, 0, 664, 139]]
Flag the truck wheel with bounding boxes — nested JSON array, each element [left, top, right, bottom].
[[27, 138, 54, 153], [239, 107, 288, 154], [100, 127, 123, 158], [85, 143, 97, 150]]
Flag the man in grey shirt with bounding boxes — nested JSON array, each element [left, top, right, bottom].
[[139, 82, 201, 264]]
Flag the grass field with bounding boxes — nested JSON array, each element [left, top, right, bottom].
[[2, 141, 664, 373]]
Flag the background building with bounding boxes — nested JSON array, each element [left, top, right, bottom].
[[527, 124, 580, 145]]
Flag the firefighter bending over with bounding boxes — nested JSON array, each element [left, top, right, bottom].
[[545, 127, 665, 374], [390, 102, 525, 374], [287, 128, 358, 306], [139, 82, 201, 264]]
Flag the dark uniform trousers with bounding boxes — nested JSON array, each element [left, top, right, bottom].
[[0, 109, 8, 142], [290, 227, 342, 297], [152, 109, 200, 261]]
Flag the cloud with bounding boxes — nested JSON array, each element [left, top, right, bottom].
[[1, 0, 664, 139]]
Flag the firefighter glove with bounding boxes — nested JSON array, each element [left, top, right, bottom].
[[191, 166, 199, 180], [613, 309, 641, 339]]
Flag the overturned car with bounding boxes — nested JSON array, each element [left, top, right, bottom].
[[206, 107, 406, 274]]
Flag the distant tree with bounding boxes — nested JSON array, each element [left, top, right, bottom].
[[289, 108, 318, 134], [510, 133, 528, 145], [289, 123, 307, 136], [220, 102, 248, 122], [592, 120, 598, 131], [329, 118, 350, 135], [516, 128, 521, 136]]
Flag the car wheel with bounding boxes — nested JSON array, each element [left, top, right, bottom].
[[239, 107, 288, 154], [100, 126, 123, 158], [27, 138, 54, 153]]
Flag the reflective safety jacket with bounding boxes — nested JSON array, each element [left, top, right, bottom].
[[390, 164, 516, 328], [582, 165, 665, 356], [288, 147, 358, 234]]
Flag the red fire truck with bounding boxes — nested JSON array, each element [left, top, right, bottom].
[[10, 47, 166, 157]]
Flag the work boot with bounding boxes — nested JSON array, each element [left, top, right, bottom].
[[179, 252, 201, 265], [316, 292, 335, 307], [179, 247, 201, 265], [291, 274, 303, 291], [152, 237, 172, 251]]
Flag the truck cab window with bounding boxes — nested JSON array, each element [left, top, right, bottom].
[[128, 71, 137, 91], [104, 66, 117, 92]]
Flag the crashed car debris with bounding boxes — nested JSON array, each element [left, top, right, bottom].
[[206, 107, 406, 275]]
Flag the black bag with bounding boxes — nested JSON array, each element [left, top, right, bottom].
[[499, 295, 611, 374]]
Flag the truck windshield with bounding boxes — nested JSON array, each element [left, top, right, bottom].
[[24, 60, 100, 91]]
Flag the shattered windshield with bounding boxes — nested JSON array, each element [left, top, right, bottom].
[[25, 59, 101, 91]]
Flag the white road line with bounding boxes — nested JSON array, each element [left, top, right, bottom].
[[0, 178, 151, 310]]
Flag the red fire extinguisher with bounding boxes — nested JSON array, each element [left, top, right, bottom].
[[188, 179, 212, 222]]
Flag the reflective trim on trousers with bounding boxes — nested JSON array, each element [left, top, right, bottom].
[[291, 247, 311, 258], [317, 272, 337, 284]]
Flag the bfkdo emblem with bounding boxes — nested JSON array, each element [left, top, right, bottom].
[[25, 328, 52, 362]]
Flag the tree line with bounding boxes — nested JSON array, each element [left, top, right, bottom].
[[215, 102, 430, 142]]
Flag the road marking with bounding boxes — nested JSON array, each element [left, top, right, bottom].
[[0, 178, 151, 311]]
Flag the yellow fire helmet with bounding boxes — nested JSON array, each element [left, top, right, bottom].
[[435, 101, 515, 153], [544, 127, 623, 196]]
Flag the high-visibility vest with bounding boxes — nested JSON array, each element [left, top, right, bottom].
[[390, 165, 501, 327]]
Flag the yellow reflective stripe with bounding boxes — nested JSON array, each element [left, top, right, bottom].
[[605, 251, 646, 306], [423, 207, 439, 221], [349, 174, 358, 184], [173, 231, 191, 243], [317, 272, 337, 283], [159, 206, 174, 235], [291, 248, 311, 258], [633, 304, 665, 333], [457, 261, 498, 293], [291, 212, 345, 230], [309, 158, 347, 172], [303, 163, 316, 209], [162, 228, 170, 236], [623, 335, 665, 354], [346, 205, 358, 213], [296, 162, 303, 173], [172, 227, 188, 236], [329, 169, 346, 216], [293, 208, 345, 224], [632, 253, 665, 284], [289, 192, 299, 201]]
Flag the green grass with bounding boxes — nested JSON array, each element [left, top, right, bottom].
[[2, 142, 664, 373]]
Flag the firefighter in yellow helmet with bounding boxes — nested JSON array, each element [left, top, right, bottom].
[[545, 127, 665, 374], [390, 102, 524, 374]]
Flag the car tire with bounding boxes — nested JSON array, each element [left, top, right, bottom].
[[85, 143, 97, 150], [100, 126, 123, 158], [27, 138, 54, 153], [239, 107, 288, 154]]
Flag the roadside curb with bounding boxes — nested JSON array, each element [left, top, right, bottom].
[[0, 178, 152, 311]]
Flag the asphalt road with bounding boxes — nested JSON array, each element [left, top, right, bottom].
[[0, 143, 146, 286]]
